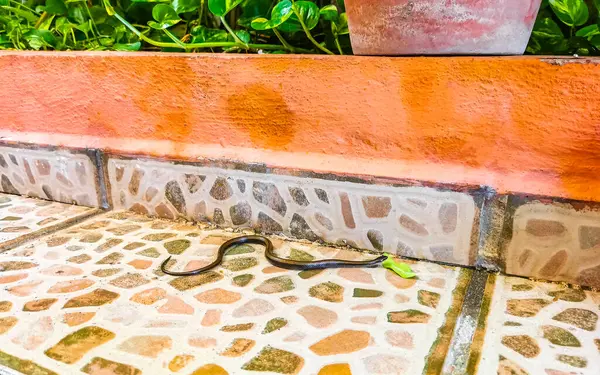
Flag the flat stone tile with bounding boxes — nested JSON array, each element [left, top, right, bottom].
[[475, 275, 600, 375], [0, 194, 97, 251], [0, 211, 467, 375]]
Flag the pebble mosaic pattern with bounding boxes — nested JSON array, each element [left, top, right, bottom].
[[108, 158, 477, 266], [0, 146, 99, 207], [477, 275, 600, 375], [506, 202, 600, 288], [0, 193, 97, 251], [0, 211, 463, 375]]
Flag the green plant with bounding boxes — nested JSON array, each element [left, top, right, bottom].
[[528, 0, 600, 55], [0, 0, 351, 53]]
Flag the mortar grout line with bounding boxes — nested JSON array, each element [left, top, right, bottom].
[[441, 269, 491, 375], [0, 207, 105, 254], [92, 149, 110, 209]]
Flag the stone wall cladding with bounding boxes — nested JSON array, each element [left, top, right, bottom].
[[0, 145, 100, 207], [503, 199, 600, 288], [106, 157, 478, 266]]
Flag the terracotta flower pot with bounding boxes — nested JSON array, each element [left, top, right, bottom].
[[345, 0, 542, 55]]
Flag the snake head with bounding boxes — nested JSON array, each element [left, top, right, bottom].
[[381, 253, 416, 279]]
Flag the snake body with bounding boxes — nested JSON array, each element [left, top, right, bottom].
[[160, 235, 388, 276]]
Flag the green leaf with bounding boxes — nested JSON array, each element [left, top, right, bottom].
[[55, 16, 75, 34], [549, 0, 588, 27], [0, 0, 8, 6], [68, 6, 86, 24], [593, 0, 600, 11], [576, 24, 600, 38], [250, 0, 292, 30], [37, 13, 55, 29], [172, 0, 199, 14], [24, 29, 56, 49], [590, 34, 600, 47], [190, 24, 228, 42], [113, 41, 141, 50], [131, 0, 170, 2], [238, 0, 270, 27], [319, 4, 338, 21], [234, 29, 250, 43], [90, 5, 108, 23], [529, 17, 568, 53], [0, 6, 39, 22], [292, 1, 319, 29], [332, 12, 348, 35], [45, 0, 67, 14], [208, 0, 243, 17], [148, 3, 180, 29]]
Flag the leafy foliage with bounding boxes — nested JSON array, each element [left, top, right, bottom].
[[528, 0, 600, 55], [0, 0, 351, 53]]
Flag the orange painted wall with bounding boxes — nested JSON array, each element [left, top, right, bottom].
[[1, 52, 599, 202]]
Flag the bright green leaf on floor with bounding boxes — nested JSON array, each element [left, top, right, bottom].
[[250, 0, 293, 30], [208, 0, 243, 17], [45, 0, 67, 15], [549, 0, 589, 26], [148, 4, 181, 29]]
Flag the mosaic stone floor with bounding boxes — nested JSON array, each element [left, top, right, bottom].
[[475, 276, 600, 375], [0, 194, 98, 252], [0, 210, 466, 375], [1, 205, 598, 375]]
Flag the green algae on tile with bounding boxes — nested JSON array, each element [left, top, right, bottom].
[[0, 261, 37, 272], [506, 298, 552, 317], [548, 288, 587, 302], [106, 224, 142, 236], [93, 238, 124, 253], [233, 274, 254, 287], [557, 354, 587, 368], [552, 308, 598, 331], [504, 321, 522, 326], [255, 276, 295, 294], [221, 323, 255, 332], [298, 269, 323, 279], [137, 247, 160, 258], [164, 239, 191, 255], [222, 257, 259, 272], [242, 346, 304, 373], [96, 252, 124, 265], [142, 232, 177, 241], [169, 271, 223, 291], [45, 326, 116, 364], [289, 248, 315, 261], [0, 350, 58, 375], [81, 357, 141, 375], [63, 289, 119, 308], [309, 282, 344, 303], [511, 284, 533, 291], [353, 288, 384, 298], [227, 244, 255, 255], [501, 335, 540, 358], [23, 298, 57, 312], [263, 318, 287, 334], [124, 242, 145, 250], [417, 290, 441, 308], [542, 325, 581, 347], [91, 268, 121, 277], [388, 309, 431, 323]]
